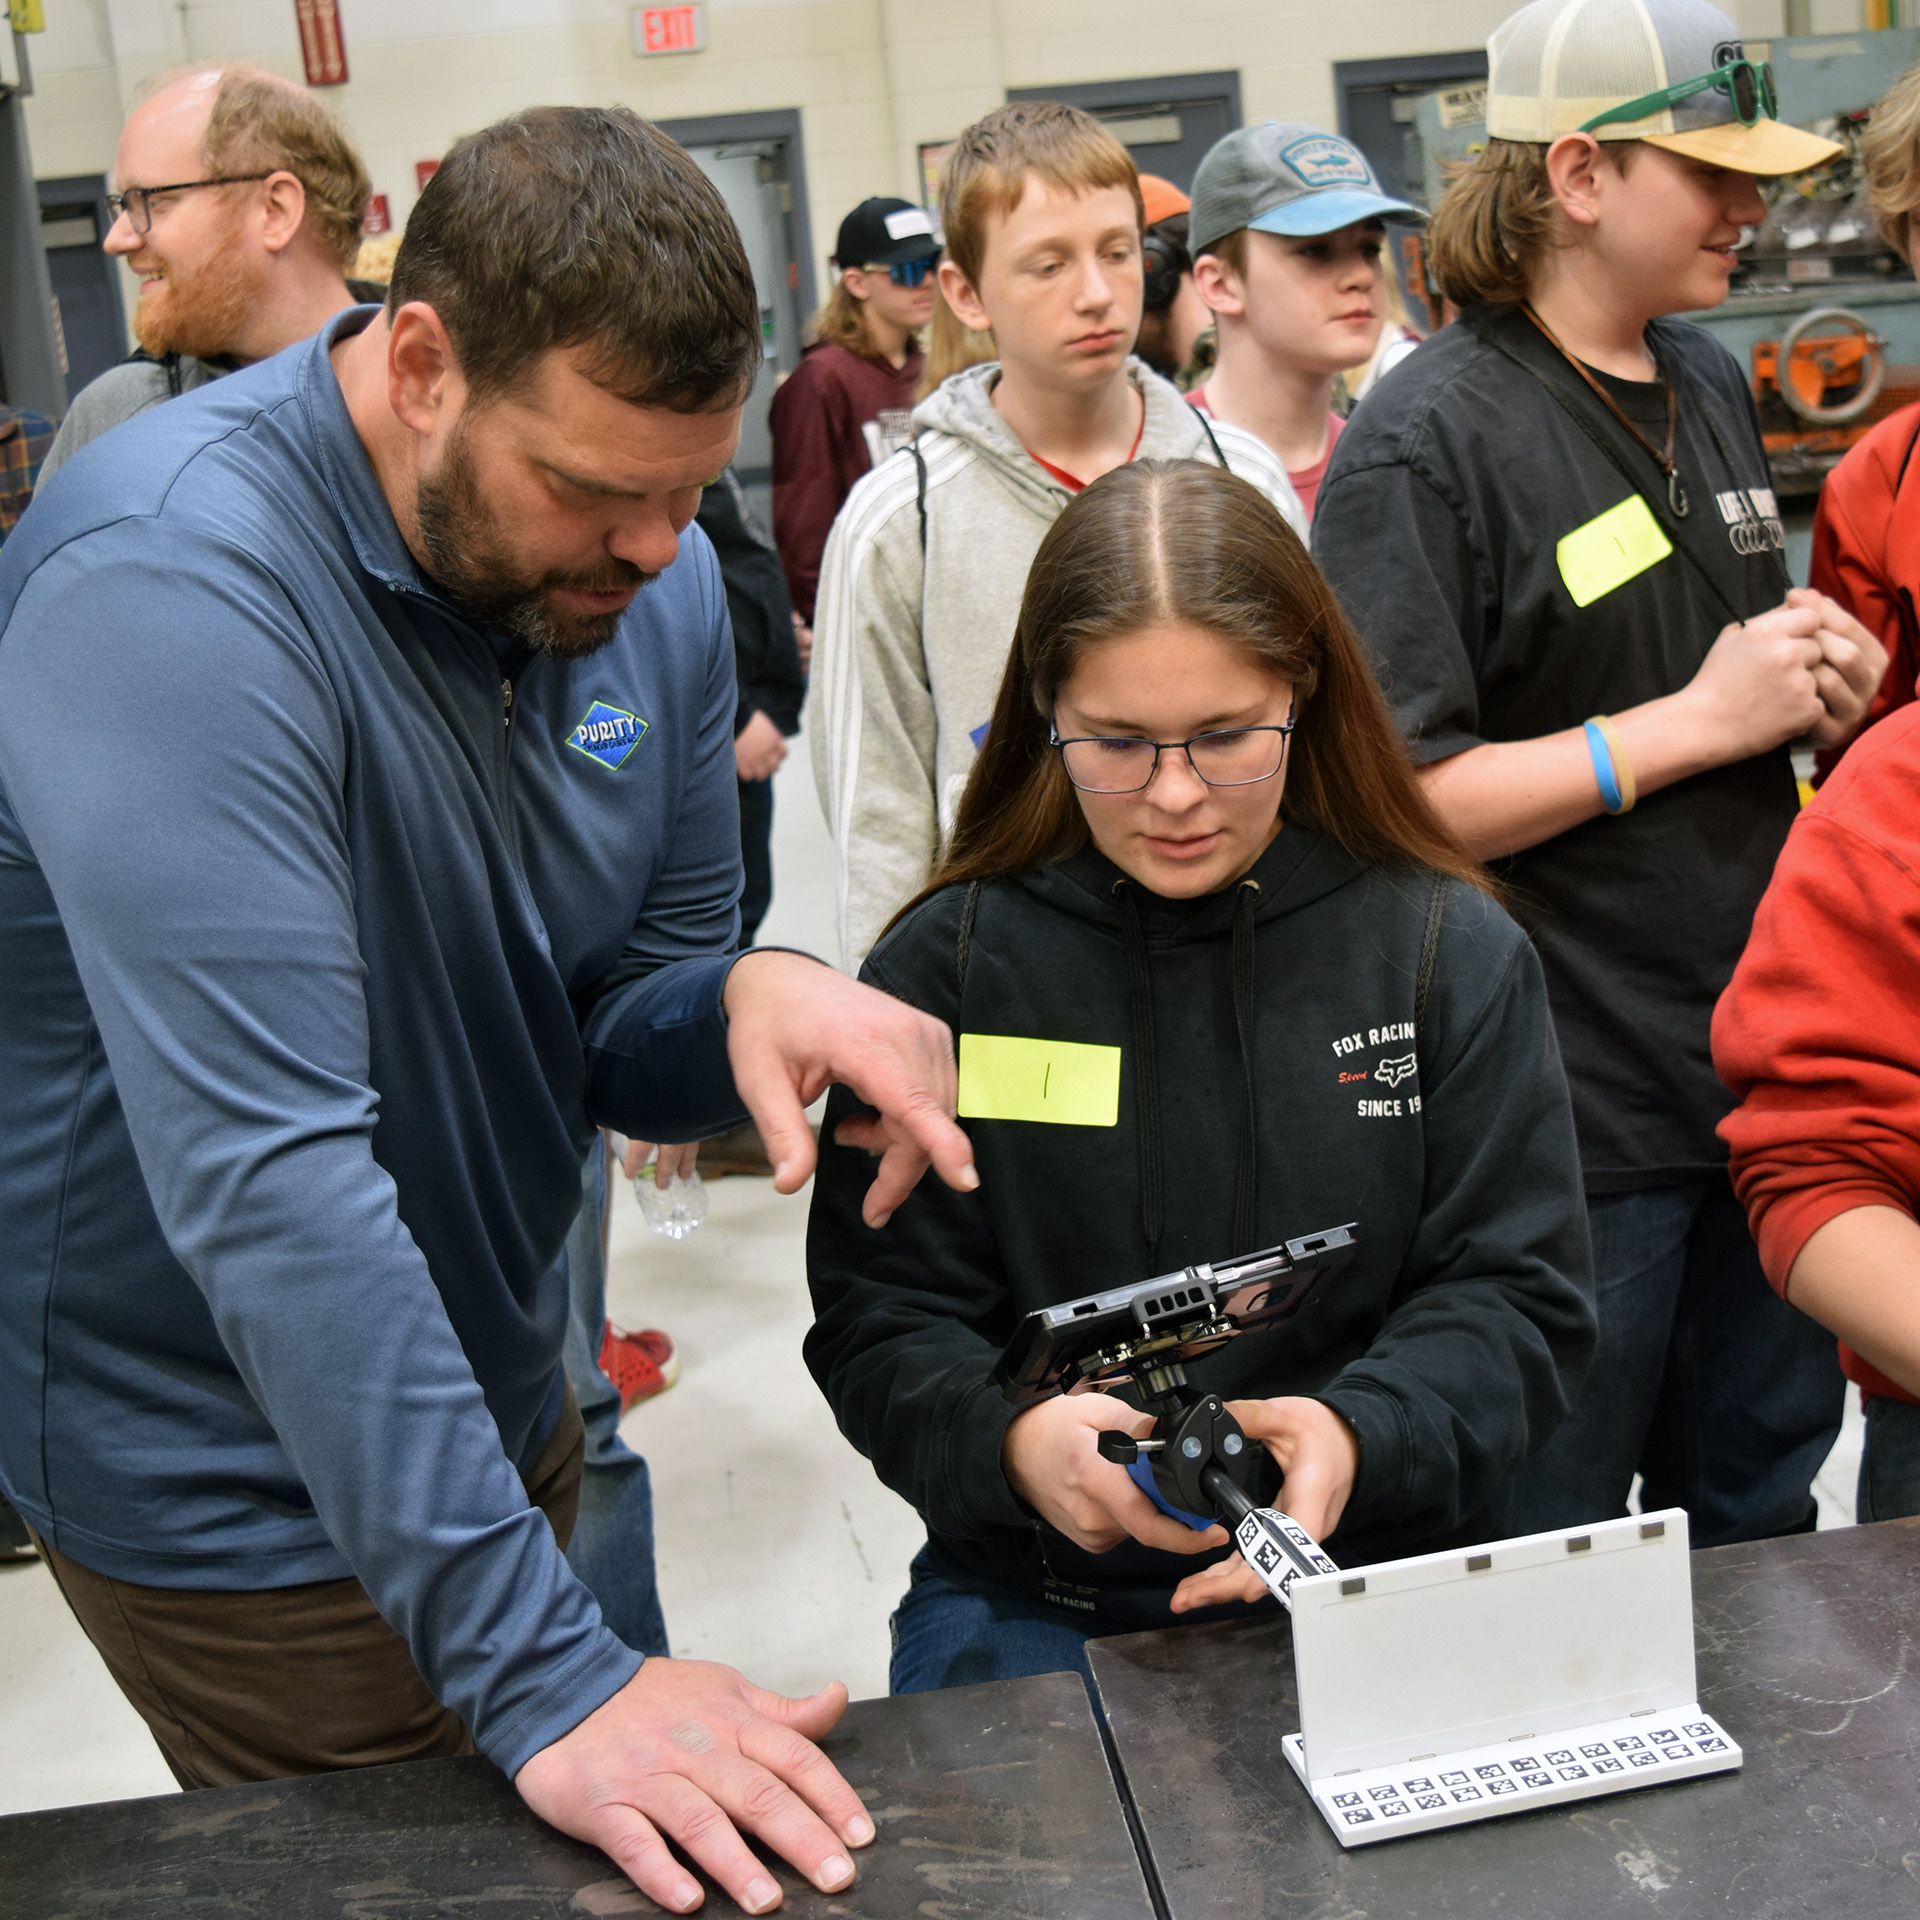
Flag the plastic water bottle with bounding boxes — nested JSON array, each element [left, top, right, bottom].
[[632, 1156, 708, 1240]]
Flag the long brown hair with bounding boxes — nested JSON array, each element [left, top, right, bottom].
[[1428, 136, 1641, 308], [808, 276, 885, 359], [903, 460, 1489, 918]]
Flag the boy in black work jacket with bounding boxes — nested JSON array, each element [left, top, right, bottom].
[[807, 461, 1595, 1690], [1314, 0, 1885, 1546]]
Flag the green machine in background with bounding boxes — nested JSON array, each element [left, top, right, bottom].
[[1403, 29, 1920, 498]]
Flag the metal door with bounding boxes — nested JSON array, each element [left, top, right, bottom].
[[37, 174, 124, 398], [1335, 53, 1489, 209], [1007, 72, 1243, 193], [678, 138, 806, 491]]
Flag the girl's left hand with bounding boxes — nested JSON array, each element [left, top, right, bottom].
[[1168, 1396, 1360, 1613]]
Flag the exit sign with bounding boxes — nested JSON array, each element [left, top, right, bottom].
[[631, 4, 705, 55]]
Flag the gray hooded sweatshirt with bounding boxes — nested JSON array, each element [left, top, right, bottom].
[[807, 358, 1303, 968]]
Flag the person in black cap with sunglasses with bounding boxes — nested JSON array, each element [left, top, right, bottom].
[[770, 197, 939, 629]]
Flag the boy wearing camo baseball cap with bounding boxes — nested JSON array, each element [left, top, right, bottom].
[[1186, 122, 1420, 518], [1314, 0, 1887, 1554]]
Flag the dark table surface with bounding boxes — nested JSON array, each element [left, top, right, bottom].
[[1088, 1516, 1920, 1918], [0, 1670, 1154, 1920]]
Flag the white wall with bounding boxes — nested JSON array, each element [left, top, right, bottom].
[[21, 0, 1845, 349]]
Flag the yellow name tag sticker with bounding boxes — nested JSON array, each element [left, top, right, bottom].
[[957, 1033, 1121, 1127], [1556, 495, 1674, 608]]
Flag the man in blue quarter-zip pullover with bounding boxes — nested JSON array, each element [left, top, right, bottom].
[[0, 108, 972, 1917]]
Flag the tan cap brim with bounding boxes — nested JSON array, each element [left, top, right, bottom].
[[1644, 118, 1842, 176]]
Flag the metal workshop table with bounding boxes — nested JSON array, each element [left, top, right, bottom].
[[1087, 1517, 1920, 1918], [0, 1670, 1154, 1919]]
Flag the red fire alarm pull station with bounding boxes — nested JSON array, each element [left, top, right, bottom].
[[415, 160, 440, 194], [294, 0, 348, 85], [363, 194, 391, 236], [631, 4, 706, 56]]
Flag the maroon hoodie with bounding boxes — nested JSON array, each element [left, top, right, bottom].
[[770, 339, 923, 622]]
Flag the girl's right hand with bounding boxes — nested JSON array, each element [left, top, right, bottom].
[[1000, 1393, 1230, 1556]]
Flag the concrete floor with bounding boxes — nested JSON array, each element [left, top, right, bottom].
[[0, 726, 1873, 1817]]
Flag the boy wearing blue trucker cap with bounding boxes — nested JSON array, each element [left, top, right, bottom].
[[1187, 124, 1420, 519], [1314, 0, 1887, 1549]]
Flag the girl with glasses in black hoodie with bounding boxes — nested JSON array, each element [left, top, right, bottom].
[[805, 460, 1595, 1691]]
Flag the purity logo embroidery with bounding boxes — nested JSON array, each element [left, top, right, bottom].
[[567, 700, 648, 771]]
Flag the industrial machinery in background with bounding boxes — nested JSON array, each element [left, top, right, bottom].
[[1404, 29, 1920, 500]]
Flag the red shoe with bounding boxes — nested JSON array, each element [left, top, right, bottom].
[[598, 1323, 680, 1411]]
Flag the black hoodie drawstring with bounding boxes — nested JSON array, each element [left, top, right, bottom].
[[1117, 883, 1165, 1260], [1230, 879, 1260, 1252], [1116, 876, 1263, 1264]]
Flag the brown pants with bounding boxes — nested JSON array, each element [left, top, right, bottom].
[[34, 1388, 585, 1790]]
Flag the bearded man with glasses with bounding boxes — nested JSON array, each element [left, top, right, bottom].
[[39, 62, 370, 480]]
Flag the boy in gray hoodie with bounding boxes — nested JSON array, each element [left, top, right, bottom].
[[809, 101, 1302, 967]]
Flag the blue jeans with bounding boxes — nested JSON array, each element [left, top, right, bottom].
[[1859, 1395, 1920, 1522], [889, 1546, 1099, 1695], [1493, 1175, 1844, 1548], [560, 1142, 669, 1655]]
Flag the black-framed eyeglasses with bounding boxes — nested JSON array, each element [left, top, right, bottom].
[[878, 252, 940, 288], [1050, 702, 1298, 794], [1580, 56, 1777, 137], [105, 173, 274, 235]]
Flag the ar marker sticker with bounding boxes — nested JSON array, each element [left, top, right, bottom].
[[1557, 496, 1673, 608], [957, 1033, 1121, 1126], [568, 700, 649, 770]]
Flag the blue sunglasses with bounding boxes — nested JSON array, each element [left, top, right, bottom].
[[878, 252, 940, 288]]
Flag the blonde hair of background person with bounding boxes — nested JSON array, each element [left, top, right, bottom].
[[1345, 257, 1425, 406], [915, 278, 995, 401], [353, 230, 403, 286], [810, 271, 920, 361], [1862, 61, 1920, 256]]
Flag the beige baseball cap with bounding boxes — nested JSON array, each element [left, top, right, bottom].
[[1486, 0, 1841, 176]]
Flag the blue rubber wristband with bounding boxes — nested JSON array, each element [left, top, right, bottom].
[[1585, 718, 1625, 814]]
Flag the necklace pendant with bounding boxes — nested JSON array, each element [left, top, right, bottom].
[[1669, 470, 1689, 518]]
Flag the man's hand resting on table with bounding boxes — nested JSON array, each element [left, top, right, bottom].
[[516, 1658, 874, 1914], [1001, 1392, 1236, 1558], [1169, 1397, 1359, 1614], [722, 949, 976, 1228]]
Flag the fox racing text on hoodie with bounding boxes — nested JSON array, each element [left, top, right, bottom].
[[807, 358, 1304, 968]]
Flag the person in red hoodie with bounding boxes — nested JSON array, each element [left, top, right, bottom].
[[1715, 698, 1920, 1520], [770, 197, 937, 625], [1807, 63, 1920, 771]]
